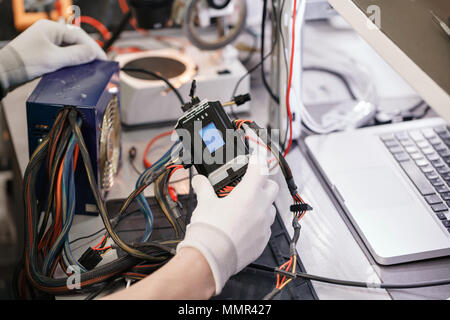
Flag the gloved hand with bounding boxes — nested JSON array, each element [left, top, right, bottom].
[[0, 19, 106, 97], [177, 153, 279, 294]]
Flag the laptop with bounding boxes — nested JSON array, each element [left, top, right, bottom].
[[305, 0, 450, 265]]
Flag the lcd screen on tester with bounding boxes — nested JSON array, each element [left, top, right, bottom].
[[199, 122, 225, 153]]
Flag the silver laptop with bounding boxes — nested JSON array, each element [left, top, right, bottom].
[[305, 0, 450, 265]]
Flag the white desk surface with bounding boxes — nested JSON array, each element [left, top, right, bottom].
[[2, 21, 449, 300]]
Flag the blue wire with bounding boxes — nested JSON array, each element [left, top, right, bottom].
[[42, 135, 78, 274], [62, 137, 87, 272], [135, 142, 180, 242]]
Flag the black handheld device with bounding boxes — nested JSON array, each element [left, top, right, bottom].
[[175, 84, 249, 192]]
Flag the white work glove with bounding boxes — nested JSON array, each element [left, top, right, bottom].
[[0, 19, 106, 97], [177, 154, 279, 294]]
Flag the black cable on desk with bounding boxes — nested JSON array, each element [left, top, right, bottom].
[[303, 66, 358, 101], [103, 11, 133, 52], [230, 8, 279, 120], [261, 0, 280, 104], [120, 67, 185, 106], [249, 263, 450, 290]]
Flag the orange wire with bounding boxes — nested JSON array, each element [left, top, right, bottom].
[[236, 119, 253, 130], [49, 159, 65, 249], [117, 0, 148, 34], [79, 16, 111, 44], [276, 259, 292, 288], [278, 257, 293, 288]]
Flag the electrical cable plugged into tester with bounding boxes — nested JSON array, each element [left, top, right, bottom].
[[18, 90, 450, 300]]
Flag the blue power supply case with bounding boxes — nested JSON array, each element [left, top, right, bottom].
[[26, 60, 121, 215]]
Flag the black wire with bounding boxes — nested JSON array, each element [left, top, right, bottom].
[[102, 11, 133, 52], [130, 159, 142, 176], [408, 100, 426, 113], [69, 227, 106, 246], [249, 263, 450, 290], [263, 288, 281, 300], [84, 277, 122, 300], [241, 28, 259, 65], [120, 67, 185, 105], [303, 66, 358, 101], [261, 0, 280, 104], [231, 1, 279, 103], [186, 167, 195, 221], [230, 31, 279, 121], [416, 105, 431, 119]]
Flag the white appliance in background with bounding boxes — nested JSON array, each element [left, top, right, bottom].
[[115, 46, 250, 128]]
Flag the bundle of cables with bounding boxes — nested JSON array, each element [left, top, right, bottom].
[[231, 119, 312, 299], [18, 106, 450, 299], [234, 119, 450, 299], [16, 107, 188, 299]]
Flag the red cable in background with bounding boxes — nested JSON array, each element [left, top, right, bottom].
[[79, 15, 111, 46], [284, 0, 297, 157], [118, 0, 147, 34], [143, 131, 175, 168]]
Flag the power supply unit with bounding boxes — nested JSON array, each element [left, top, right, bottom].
[[26, 60, 121, 215]]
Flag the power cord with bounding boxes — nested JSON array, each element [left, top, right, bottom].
[[129, 146, 142, 176], [120, 67, 185, 105], [250, 262, 450, 292]]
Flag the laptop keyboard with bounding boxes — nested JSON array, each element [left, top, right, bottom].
[[380, 125, 450, 234]]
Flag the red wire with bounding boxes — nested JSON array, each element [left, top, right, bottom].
[[143, 131, 174, 168], [166, 165, 184, 202], [276, 258, 293, 288], [167, 165, 183, 181], [284, 0, 298, 157], [79, 16, 111, 44], [117, 0, 148, 34], [281, 257, 293, 287], [73, 143, 79, 172], [93, 235, 106, 249], [49, 159, 65, 249], [93, 246, 111, 251], [92, 235, 111, 251], [54, 0, 62, 17]]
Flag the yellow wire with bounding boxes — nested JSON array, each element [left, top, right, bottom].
[[278, 255, 297, 290], [155, 172, 179, 238]]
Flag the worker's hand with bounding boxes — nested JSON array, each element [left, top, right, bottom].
[[177, 153, 279, 295], [0, 19, 106, 95]]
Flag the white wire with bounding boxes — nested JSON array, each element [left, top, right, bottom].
[[287, 0, 378, 134], [286, 0, 338, 136]]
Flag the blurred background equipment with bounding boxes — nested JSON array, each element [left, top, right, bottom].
[[181, 0, 247, 51], [108, 0, 251, 128], [128, 0, 174, 29], [12, 0, 72, 31], [116, 45, 250, 128]]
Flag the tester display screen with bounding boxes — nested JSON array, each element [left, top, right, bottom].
[[199, 122, 225, 153]]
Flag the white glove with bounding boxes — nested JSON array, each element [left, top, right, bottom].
[[0, 19, 106, 97], [177, 154, 279, 294]]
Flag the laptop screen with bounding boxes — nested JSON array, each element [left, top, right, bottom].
[[353, 0, 449, 94], [331, 0, 450, 118]]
